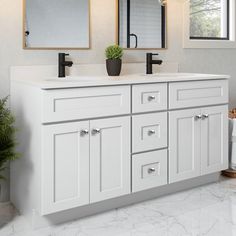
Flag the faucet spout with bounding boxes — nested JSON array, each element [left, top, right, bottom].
[[63, 61, 73, 67], [151, 60, 163, 65]]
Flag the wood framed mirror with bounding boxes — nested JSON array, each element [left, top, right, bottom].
[[23, 0, 90, 50]]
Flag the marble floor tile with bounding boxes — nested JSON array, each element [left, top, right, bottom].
[[1, 177, 236, 236]]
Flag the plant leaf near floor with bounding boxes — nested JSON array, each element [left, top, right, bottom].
[[0, 97, 19, 180]]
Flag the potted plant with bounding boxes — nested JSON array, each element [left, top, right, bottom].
[[105, 45, 123, 76], [0, 97, 19, 180]]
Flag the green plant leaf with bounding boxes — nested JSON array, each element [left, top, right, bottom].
[[105, 45, 123, 59], [0, 96, 20, 180]]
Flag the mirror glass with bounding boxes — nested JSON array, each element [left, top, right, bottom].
[[118, 0, 166, 49], [24, 0, 90, 49]]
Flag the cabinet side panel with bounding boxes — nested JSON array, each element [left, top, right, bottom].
[[10, 83, 42, 218]]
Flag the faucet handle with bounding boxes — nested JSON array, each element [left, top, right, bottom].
[[65, 53, 70, 56]]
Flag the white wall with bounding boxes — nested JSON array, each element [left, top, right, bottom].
[[0, 0, 236, 201]]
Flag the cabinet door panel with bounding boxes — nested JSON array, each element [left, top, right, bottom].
[[90, 117, 130, 203], [201, 105, 228, 175], [42, 122, 89, 215], [169, 109, 201, 183]]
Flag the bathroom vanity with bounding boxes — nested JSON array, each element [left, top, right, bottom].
[[10, 67, 229, 227]]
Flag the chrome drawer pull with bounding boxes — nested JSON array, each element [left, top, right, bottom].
[[148, 130, 156, 136], [148, 95, 156, 101], [92, 128, 101, 135], [148, 168, 156, 174], [80, 129, 89, 136], [202, 114, 209, 119], [195, 115, 202, 120]]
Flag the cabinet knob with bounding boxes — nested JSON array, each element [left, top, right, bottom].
[[92, 128, 101, 135], [202, 114, 209, 119], [148, 130, 156, 136], [195, 115, 202, 120], [148, 168, 156, 174], [148, 95, 156, 101], [80, 129, 89, 136]]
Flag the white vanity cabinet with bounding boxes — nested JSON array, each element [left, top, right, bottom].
[[42, 116, 130, 215], [169, 106, 228, 183], [10, 73, 229, 224]]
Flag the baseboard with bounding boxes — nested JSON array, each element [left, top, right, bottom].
[[16, 172, 221, 229], [0, 201, 11, 207]]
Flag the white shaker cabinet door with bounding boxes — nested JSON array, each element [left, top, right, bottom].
[[90, 117, 131, 203], [169, 109, 201, 183], [201, 105, 228, 175], [41, 121, 90, 215]]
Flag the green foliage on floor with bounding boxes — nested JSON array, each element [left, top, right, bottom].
[[0, 97, 19, 180]]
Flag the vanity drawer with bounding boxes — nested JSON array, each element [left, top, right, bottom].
[[132, 112, 167, 153], [169, 80, 228, 109], [132, 83, 167, 113], [132, 149, 168, 193], [42, 86, 130, 123]]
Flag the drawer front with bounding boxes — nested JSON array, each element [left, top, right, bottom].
[[132, 83, 167, 113], [132, 112, 167, 153], [132, 149, 168, 193], [169, 80, 228, 109], [42, 86, 130, 123]]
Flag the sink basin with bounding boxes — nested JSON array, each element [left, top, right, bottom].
[[45, 76, 107, 82], [44, 73, 202, 83], [142, 73, 200, 78]]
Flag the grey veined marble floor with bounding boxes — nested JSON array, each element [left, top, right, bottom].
[[1, 177, 236, 236]]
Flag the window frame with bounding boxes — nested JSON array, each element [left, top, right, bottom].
[[183, 0, 236, 48], [189, 0, 230, 41]]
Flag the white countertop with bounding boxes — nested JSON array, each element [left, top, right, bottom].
[[11, 73, 230, 89]]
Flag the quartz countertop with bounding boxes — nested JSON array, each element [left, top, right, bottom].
[[11, 73, 230, 89]]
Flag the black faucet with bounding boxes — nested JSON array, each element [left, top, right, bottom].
[[146, 53, 163, 74], [58, 53, 73, 78]]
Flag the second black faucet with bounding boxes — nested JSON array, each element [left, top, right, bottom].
[[146, 53, 163, 74]]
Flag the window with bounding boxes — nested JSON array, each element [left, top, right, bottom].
[[183, 0, 236, 48], [190, 0, 229, 40]]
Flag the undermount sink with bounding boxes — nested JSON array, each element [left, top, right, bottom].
[[46, 76, 107, 82], [142, 73, 200, 77], [44, 73, 203, 83]]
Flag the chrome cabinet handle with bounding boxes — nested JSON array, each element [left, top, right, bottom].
[[148, 130, 156, 136], [92, 128, 101, 135], [202, 114, 209, 119], [148, 95, 156, 101], [195, 115, 202, 120], [80, 129, 89, 136], [148, 168, 156, 174]]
